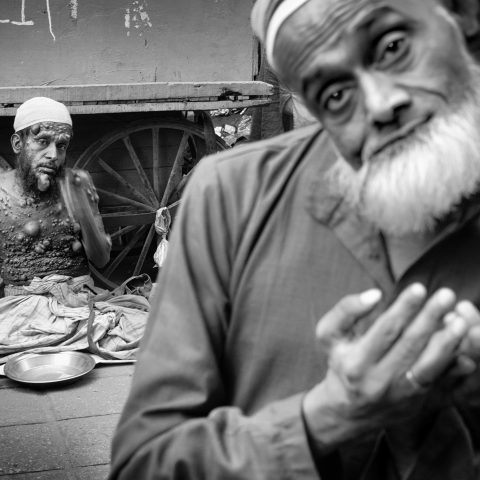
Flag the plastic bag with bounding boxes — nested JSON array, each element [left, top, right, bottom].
[[153, 207, 171, 268]]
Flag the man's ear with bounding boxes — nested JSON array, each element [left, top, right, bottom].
[[442, 0, 480, 38], [11, 133, 22, 154]]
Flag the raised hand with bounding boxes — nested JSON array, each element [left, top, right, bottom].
[[302, 284, 470, 453], [59, 168, 111, 268]]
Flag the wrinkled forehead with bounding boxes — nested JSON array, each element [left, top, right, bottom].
[[276, 0, 391, 54], [273, 0, 425, 84], [298, 0, 384, 43]]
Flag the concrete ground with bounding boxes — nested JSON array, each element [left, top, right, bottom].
[[0, 363, 135, 479]]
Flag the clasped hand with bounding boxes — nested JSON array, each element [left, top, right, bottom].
[[303, 284, 480, 451]]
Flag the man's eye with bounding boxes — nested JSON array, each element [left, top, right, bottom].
[[376, 32, 408, 66], [323, 87, 353, 114]]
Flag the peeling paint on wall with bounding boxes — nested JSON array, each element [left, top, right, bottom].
[[125, 0, 152, 37], [0, 0, 58, 39], [0, 0, 153, 42], [1, 0, 33, 26], [0, 1, 255, 86], [69, 0, 78, 20], [45, 0, 55, 41], [0, 0, 78, 40]]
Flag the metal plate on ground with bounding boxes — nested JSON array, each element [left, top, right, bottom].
[[3, 351, 96, 387]]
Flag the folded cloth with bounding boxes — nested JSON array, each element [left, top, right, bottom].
[[0, 274, 149, 364]]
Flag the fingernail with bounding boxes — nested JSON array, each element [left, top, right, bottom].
[[436, 288, 456, 307], [444, 311, 457, 326], [456, 301, 477, 317], [448, 315, 467, 336], [410, 283, 427, 297], [359, 289, 382, 306]]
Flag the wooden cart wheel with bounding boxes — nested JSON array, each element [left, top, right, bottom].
[[74, 117, 228, 289]]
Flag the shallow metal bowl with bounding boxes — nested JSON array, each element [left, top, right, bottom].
[[4, 351, 96, 387]]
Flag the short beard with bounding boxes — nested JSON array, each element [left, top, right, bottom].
[[327, 73, 480, 237], [16, 151, 61, 197]]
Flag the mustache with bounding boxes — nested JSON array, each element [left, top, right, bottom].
[[36, 163, 60, 174]]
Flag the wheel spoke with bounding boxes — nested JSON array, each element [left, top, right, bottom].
[[169, 168, 194, 200], [75, 119, 228, 287], [123, 135, 159, 207], [98, 157, 152, 205], [104, 225, 148, 278], [97, 188, 153, 212], [187, 137, 198, 163], [152, 128, 161, 199], [101, 211, 156, 229], [160, 131, 189, 207], [165, 199, 181, 210], [109, 225, 138, 240], [133, 224, 156, 276]]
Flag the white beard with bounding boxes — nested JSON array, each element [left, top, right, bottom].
[[327, 84, 480, 236]]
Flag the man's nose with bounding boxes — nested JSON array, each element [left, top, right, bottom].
[[44, 142, 59, 160], [360, 72, 411, 127]]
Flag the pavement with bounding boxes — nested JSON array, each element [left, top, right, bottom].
[[0, 362, 135, 479]]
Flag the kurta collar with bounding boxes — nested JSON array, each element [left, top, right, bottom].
[[305, 150, 395, 293]]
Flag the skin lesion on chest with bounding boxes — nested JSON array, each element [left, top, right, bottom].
[[0, 200, 87, 281]]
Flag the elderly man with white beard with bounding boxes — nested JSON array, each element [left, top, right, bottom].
[[109, 1, 480, 479]]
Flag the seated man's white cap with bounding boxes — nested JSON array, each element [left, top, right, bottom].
[[14, 97, 72, 133]]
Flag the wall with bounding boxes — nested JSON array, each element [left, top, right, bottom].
[[0, 0, 256, 87]]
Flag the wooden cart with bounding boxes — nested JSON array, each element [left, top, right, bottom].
[[0, 0, 272, 287]]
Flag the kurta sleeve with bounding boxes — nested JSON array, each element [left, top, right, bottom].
[[109, 154, 320, 479]]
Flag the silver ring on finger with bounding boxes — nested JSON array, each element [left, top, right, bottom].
[[405, 369, 429, 393]]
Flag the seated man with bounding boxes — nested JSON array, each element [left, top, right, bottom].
[[110, 0, 480, 478], [0, 97, 149, 360]]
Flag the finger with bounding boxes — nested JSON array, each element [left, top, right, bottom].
[[458, 324, 480, 360], [454, 300, 480, 328], [406, 313, 467, 388], [378, 288, 456, 375], [450, 302, 480, 359], [405, 288, 456, 337], [356, 283, 427, 364], [315, 289, 382, 349], [448, 354, 477, 378], [468, 325, 480, 348]]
